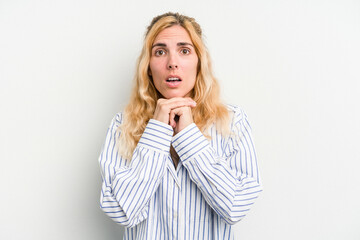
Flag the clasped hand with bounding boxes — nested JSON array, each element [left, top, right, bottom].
[[153, 97, 196, 134]]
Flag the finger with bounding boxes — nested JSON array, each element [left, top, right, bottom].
[[155, 98, 195, 114], [161, 99, 196, 110], [160, 97, 195, 105], [170, 106, 187, 116], [169, 110, 176, 128], [153, 98, 195, 126], [171, 106, 193, 133]]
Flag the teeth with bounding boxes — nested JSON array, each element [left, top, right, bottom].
[[167, 77, 180, 81]]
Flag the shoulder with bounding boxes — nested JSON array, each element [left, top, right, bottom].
[[225, 104, 247, 125], [108, 112, 123, 130], [114, 112, 123, 125]]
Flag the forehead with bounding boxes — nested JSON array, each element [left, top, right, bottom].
[[154, 25, 193, 43]]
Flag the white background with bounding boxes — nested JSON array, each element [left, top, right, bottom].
[[1, 0, 359, 239]]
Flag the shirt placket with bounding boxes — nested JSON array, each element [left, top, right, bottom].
[[177, 167, 184, 240], [166, 155, 183, 240]]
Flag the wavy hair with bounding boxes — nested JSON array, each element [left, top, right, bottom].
[[118, 12, 230, 159]]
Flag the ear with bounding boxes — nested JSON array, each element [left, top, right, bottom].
[[148, 67, 152, 76]]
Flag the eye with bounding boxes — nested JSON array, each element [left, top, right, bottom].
[[155, 49, 166, 56], [180, 48, 190, 55]]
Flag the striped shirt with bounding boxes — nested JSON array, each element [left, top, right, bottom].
[[99, 105, 262, 240]]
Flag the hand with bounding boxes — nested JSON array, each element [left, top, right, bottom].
[[153, 97, 196, 133], [169, 106, 194, 134]]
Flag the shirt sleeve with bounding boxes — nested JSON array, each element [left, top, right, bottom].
[[99, 114, 173, 228], [171, 107, 263, 225]]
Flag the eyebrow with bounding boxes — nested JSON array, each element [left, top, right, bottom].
[[151, 42, 194, 48], [177, 42, 194, 47]]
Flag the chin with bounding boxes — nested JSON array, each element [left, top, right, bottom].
[[161, 90, 193, 99], [161, 92, 185, 99]]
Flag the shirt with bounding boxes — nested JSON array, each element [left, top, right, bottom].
[[99, 105, 262, 240]]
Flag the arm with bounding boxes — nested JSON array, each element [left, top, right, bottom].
[[172, 107, 263, 225], [99, 114, 173, 228]]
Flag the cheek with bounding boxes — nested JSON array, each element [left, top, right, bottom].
[[149, 61, 162, 88], [184, 58, 199, 76], [149, 59, 164, 76], [149, 60, 156, 75]]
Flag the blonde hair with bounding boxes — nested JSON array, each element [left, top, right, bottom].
[[118, 12, 230, 159]]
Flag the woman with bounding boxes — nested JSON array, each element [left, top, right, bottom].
[[99, 12, 262, 239]]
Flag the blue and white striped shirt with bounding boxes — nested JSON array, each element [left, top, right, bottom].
[[99, 105, 262, 239]]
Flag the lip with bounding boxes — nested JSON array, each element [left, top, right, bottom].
[[165, 75, 182, 88], [166, 75, 182, 81]]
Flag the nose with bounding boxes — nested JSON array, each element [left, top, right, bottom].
[[167, 54, 178, 70], [168, 64, 178, 69]]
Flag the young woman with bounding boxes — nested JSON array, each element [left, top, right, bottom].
[[99, 12, 262, 239]]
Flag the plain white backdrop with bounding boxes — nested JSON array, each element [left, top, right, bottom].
[[1, 0, 359, 239]]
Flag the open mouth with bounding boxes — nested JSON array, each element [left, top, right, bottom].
[[166, 77, 182, 82]]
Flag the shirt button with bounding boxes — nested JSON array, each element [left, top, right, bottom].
[[173, 212, 177, 219]]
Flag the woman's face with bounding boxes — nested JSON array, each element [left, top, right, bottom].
[[149, 25, 198, 99]]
